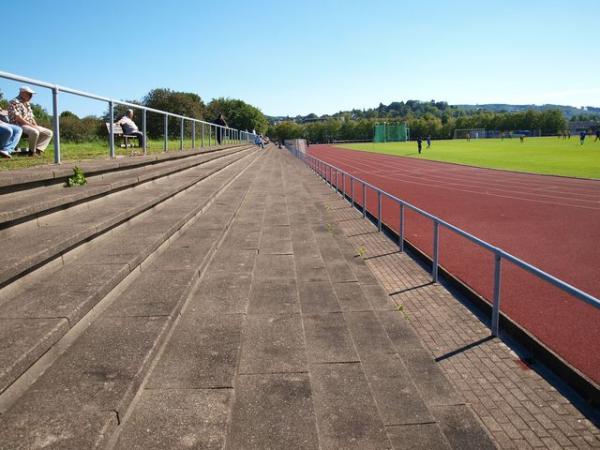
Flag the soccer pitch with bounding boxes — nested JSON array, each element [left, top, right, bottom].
[[337, 137, 600, 179]]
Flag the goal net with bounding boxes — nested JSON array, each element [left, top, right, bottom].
[[453, 128, 486, 139], [374, 122, 409, 142]]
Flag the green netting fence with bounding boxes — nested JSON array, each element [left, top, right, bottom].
[[373, 122, 409, 142]]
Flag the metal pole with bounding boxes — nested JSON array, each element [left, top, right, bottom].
[[350, 177, 354, 206], [201, 123, 205, 148], [51, 86, 60, 164], [342, 173, 346, 199], [109, 101, 115, 158], [432, 221, 439, 282], [399, 203, 404, 252], [142, 109, 147, 155], [192, 121, 196, 149], [492, 253, 502, 336], [163, 114, 168, 152], [377, 190, 382, 231], [180, 118, 184, 150], [362, 183, 367, 218]]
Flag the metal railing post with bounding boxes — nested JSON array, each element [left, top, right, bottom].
[[432, 221, 439, 282], [492, 253, 502, 336], [342, 173, 346, 199], [142, 109, 147, 155], [399, 203, 404, 252], [362, 183, 367, 218], [377, 190, 382, 231], [180, 118, 184, 150], [109, 101, 115, 158], [192, 121, 196, 149], [163, 114, 168, 151], [201, 123, 205, 148], [51, 86, 60, 164], [350, 177, 354, 206]]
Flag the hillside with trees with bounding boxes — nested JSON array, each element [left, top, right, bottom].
[[268, 100, 600, 143]]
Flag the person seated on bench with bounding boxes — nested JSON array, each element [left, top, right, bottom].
[[8, 86, 53, 156], [0, 119, 23, 159], [117, 109, 145, 147]]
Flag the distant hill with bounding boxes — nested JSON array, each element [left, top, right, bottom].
[[268, 102, 600, 123], [454, 104, 600, 119]]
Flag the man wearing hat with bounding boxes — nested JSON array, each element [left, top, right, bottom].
[[8, 86, 53, 156], [117, 109, 145, 148]]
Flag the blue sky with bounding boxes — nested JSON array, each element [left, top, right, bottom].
[[1, 0, 599, 117]]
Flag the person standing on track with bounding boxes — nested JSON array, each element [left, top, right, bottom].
[[417, 136, 423, 154]]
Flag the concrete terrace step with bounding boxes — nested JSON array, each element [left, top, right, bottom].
[[0, 147, 495, 449], [0, 147, 255, 289], [0, 149, 268, 450], [0, 143, 248, 191], [0, 149, 262, 401], [0, 145, 253, 227]]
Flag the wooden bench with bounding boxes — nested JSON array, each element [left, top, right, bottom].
[[105, 123, 141, 148]]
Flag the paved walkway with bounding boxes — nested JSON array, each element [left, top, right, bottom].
[[110, 148, 494, 449], [313, 165, 600, 448]]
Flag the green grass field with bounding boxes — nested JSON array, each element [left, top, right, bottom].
[[0, 137, 238, 171], [337, 136, 600, 179]]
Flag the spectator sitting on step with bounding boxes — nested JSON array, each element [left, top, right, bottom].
[[8, 86, 53, 156], [117, 109, 145, 147], [0, 118, 23, 159]]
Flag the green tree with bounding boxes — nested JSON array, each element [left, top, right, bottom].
[[206, 98, 268, 134], [143, 89, 205, 138]]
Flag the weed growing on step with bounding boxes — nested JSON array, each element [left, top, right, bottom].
[[326, 223, 334, 233], [67, 167, 87, 187], [356, 246, 367, 257], [396, 303, 409, 320]]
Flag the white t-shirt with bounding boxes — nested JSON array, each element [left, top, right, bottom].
[[119, 116, 139, 134]]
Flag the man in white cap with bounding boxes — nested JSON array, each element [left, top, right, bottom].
[[8, 86, 53, 156]]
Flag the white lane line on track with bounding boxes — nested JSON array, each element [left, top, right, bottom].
[[322, 148, 600, 197], [313, 153, 600, 211], [315, 151, 600, 208]]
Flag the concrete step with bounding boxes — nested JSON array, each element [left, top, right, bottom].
[[0, 147, 496, 449], [0, 149, 262, 403], [0, 145, 252, 228], [0, 143, 249, 192], [0, 150, 267, 450], [0, 147, 255, 289]]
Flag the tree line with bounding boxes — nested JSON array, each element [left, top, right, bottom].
[[0, 89, 269, 143], [268, 107, 577, 143]]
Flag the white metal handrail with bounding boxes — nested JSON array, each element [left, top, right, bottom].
[[0, 71, 256, 163], [287, 147, 600, 337]]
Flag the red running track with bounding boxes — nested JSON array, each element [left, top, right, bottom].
[[309, 144, 600, 385]]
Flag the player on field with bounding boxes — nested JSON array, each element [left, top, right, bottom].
[[579, 130, 586, 145], [426, 135, 431, 148], [417, 136, 422, 154], [595, 129, 599, 142]]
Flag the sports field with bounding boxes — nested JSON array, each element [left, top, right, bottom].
[[338, 136, 600, 179]]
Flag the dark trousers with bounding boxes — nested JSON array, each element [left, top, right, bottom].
[[131, 131, 145, 147], [217, 129, 223, 145]]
